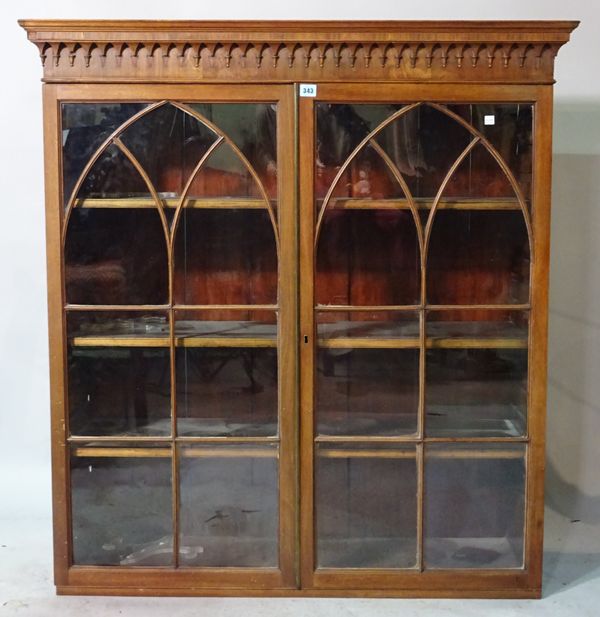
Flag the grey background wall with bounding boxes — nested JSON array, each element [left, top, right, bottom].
[[0, 0, 597, 535]]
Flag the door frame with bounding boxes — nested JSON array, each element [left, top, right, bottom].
[[298, 82, 553, 595], [45, 82, 298, 592]]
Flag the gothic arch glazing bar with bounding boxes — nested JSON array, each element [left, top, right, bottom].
[[171, 101, 280, 256], [314, 102, 422, 249]]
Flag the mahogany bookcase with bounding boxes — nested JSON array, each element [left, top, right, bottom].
[[20, 19, 577, 598]]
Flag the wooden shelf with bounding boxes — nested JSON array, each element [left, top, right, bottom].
[[71, 319, 526, 349], [75, 196, 523, 211], [318, 320, 527, 349], [325, 197, 524, 211], [70, 320, 277, 348], [75, 197, 270, 209]]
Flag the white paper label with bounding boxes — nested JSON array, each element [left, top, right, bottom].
[[484, 114, 496, 126], [299, 83, 317, 97]]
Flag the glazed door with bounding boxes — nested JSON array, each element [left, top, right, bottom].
[[56, 84, 296, 590], [299, 83, 544, 592]]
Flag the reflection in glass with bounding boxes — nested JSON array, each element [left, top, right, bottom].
[[316, 444, 417, 568], [184, 141, 261, 200], [120, 104, 218, 198], [178, 444, 278, 566], [62, 103, 147, 207], [427, 210, 530, 305], [374, 105, 472, 199], [426, 347, 527, 438], [65, 207, 168, 305], [173, 209, 277, 306], [448, 104, 533, 203], [176, 337, 278, 437], [317, 310, 419, 340], [189, 103, 278, 199], [317, 348, 419, 436], [67, 312, 171, 437], [74, 143, 150, 202], [71, 450, 172, 566], [424, 444, 525, 569], [316, 210, 420, 306]]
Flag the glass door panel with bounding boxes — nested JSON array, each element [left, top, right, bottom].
[[316, 444, 418, 568], [424, 443, 526, 569], [178, 444, 279, 567], [62, 87, 293, 586], [70, 445, 173, 566], [305, 92, 533, 586]]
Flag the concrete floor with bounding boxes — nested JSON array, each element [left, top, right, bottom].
[[1, 506, 599, 617]]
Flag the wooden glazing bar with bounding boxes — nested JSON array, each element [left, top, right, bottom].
[[74, 197, 270, 209], [314, 435, 529, 444], [314, 435, 419, 443], [316, 304, 420, 312], [316, 449, 417, 459], [316, 303, 530, 311], [427, 304, 530, 311], [174, 304, 278, 311], [72, 447, 172, 458], [68, 435, 172, 443], [175, 435, 279, 443], [426, 449, 525, 460], [65, 304, 170, 311], [423, 436, 529, 443], [179, 447, 279, 458], [367, 139, 424, 255], [417, 311, 426, 570]]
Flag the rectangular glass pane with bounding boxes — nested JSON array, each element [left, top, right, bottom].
[[316, 444, 417, 568], [424, 443, 525, 569], [67, 312, 171, 437], [61, 103, 148, 208], [448, 104, 533, 205], [317, 347, 419, 436], [317, 310, 419, 340], [178, 444, 278, 567], [175, 310, 278, 437], [426, 310, 528, 437], [173, 209, 277, 306], [426, 210, 530, 306], [70, 446, 172, 566]]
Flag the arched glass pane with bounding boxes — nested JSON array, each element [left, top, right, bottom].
[[119, 104, 218, 200], [188, 102, 278, 200], [183, 142, 261, 200], [374, 105, 472, 200], [65, 145, 168, 305], [448, 103, 533, 206], [62, 103, 148, 208], [426, 144, 530, 305], [173, 208, 277, 305]]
